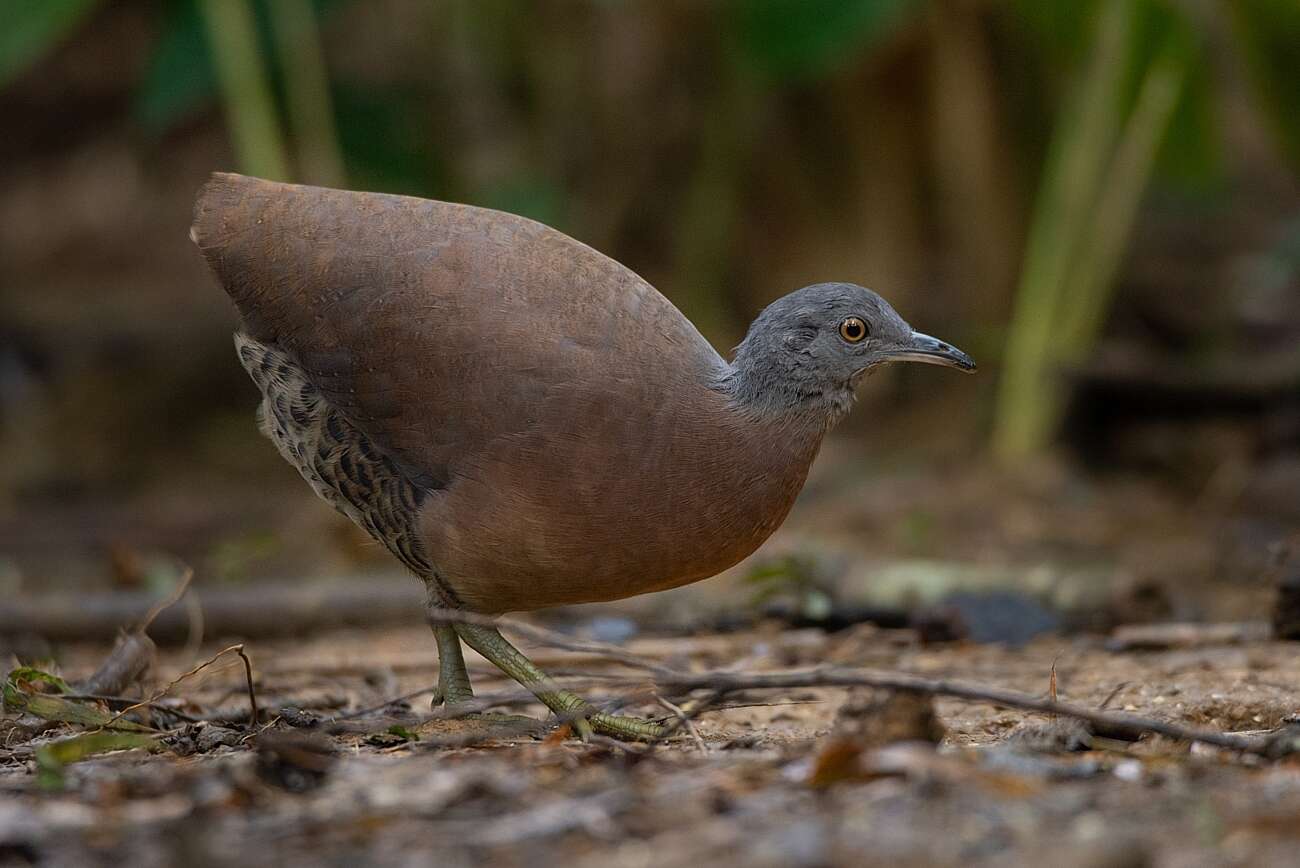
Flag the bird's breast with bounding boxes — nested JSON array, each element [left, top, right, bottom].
[[423, 398, 823, 612]]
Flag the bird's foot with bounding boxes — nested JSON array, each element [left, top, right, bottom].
[[447, 621, 669, 742], [430, 694, 662, 740], [431, 618, 670, 742], [429, 696, 545, 736], [581, 711, 667, 741]]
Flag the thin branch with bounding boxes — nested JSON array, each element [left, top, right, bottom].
[[98, 644, 259, 733], [583, 733, 650, 755], [335, 684, 441, 721], [649, 690, 724, 747], [642, 666, 1280, 755], [135, 566, 194, 634], [405, 609, 1291, 756], [657, 695, 708, 755], [1098, 682, 1130, 711], [62, 694, 204, 724], [236, 646, 259, 726]]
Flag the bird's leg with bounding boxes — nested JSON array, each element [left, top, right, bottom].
[[427, 620, 540, 731], [429, 623, 474, 707], [453, 622, 666, 741]]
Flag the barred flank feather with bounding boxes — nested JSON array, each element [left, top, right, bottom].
[[234, 332, 443, 593]]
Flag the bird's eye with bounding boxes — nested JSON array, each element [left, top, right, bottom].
[[838, 317, 868, 343]]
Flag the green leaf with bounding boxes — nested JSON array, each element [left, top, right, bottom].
[[134, 0, 216, 133], [333, 86, 444, 197], [197, 0, 291, 179], [730, 0, 921, 82], [1155, 40, 1220, 190], [4, 667, 155, 731], [0, 0, 102, 89], [5, 666, 72, 695], [478, 177, 564, 230], [386, 724, 420, 742], [1122, 0, 1218, 189], [994, 0, 1192, 459], [36, 731, 163, 790], [1230, 0, 1300, 170]]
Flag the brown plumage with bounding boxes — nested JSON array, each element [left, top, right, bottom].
[[194, 173, 974, 738], [194, 173, 826, 612]]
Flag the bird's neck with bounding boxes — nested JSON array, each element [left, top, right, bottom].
[[718, 351, 856, 435]]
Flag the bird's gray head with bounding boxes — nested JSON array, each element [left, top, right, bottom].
[[725, 282, 974, 424]]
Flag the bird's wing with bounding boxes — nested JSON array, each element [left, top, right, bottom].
[[192, 173, 726, 488]]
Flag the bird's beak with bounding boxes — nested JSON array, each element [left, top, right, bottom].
[[883, 331, 977, 372]]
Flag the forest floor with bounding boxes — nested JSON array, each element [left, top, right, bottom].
[[3, 441, 1299, 867], [3, 613, 1299, 868]]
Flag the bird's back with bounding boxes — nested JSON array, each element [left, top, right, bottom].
[[195, 174, 820, 611], [193, 173, 725, 477]]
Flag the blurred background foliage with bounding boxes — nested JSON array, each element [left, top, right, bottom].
[[1, 0, 1298, 594]]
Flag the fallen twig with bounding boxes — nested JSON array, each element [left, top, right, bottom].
[[98, 643, 259, 732], [657, 695, 710, 754], [415, 610, 1295, 756], [77, 633, 157, 698], [135, 566, 194, 634], [236, 646, 259, 725], [61, 693, 204, 724], [1, 581, 425, 643], [1106, 621, 1271, 651], [73, 569, 193, 699], [335, 684, 441, 721], [2, 684, 157, 732], [639, 665, 1285, 755]]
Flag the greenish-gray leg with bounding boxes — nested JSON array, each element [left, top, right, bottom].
[[453, 622, 665, 741], [431, 623, 474, 706]]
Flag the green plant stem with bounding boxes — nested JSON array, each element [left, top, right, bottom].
[[1058, 41, 1189, 359], [197, 0, 291, 181], [267, 0, 346, 187], [0, 0, 103, 88], [36, 732, 163, 790], [992, 0, 1133, 461]]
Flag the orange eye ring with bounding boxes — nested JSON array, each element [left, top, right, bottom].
[[839, 316, 868, 343]]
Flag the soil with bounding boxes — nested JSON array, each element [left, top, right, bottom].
[[3, 615, 1298, 868]]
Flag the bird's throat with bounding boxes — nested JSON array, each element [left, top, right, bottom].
[[718, 358, 856, 434]]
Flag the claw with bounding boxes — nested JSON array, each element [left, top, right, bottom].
[[590, 712, 668, 741], [451, 621, 669, 743]]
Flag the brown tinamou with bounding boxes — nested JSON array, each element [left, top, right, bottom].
[[192, 172, 974, 739]]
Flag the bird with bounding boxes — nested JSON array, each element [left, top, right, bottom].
[[192, 172, 975, 739]]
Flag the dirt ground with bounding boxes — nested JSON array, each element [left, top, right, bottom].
[[3, 5, 1298, 864], [3, 613, 1299, 868], [3, 444, 1299, 868]]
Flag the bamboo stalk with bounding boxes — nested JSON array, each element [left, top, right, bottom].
[[197, 0, 291, 181], [993, 0, 1134, 461], [0, 0, 102, 87], [267, 0, 346, 187], [1058, 41, 1189, 360]]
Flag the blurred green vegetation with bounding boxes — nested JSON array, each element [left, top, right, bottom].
[[995, 0, 1193, 459], [3, 0, 1298, 462], [0, 0, 101, 87]]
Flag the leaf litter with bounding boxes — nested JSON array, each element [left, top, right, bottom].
[[2, 600, 1299, 867]]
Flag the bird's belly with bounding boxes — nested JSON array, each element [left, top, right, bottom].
[[444, 516, 784, 613], [425, 466, 808, 613]]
